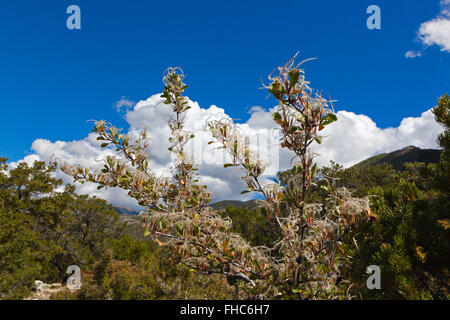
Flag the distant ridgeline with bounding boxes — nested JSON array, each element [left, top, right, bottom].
[[113, 206, 140, 215], [113, 146, 442, 214], [209, 200, 262, 210], [113, 200, 262, 214], [352, 145, 442, 171]]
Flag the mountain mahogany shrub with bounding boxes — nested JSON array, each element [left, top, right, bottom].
[[54, 68, 269, 289], [54, 55, 371, 299], [207, 55, 372, 298]]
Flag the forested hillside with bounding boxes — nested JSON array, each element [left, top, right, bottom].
[[212, 145, 443, 209], [353, 146, 442, 171], [0, 159, 236, 299]]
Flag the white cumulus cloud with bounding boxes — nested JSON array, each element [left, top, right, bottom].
[[408, 0, 450, 55], [419, 18, 450, 52], [114, 96, 135, 112], [11, 94, 443, 210]]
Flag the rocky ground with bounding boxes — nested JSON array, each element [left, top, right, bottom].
[[24, 280, 69, 300]]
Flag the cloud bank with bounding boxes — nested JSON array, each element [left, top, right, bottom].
[[407, 0, 450, 57], [11, 94, 443, 210]]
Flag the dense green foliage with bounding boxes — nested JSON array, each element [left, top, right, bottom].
[[0, 159, 122, 298], [219, 207, 277, 247], [339, 95, 449, 300], [0, 159, 234, 300]]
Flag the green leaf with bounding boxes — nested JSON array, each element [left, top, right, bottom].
[[224, 163, 234, 168], [272, 112, 282, 122], [268, 82, 284, 96], [240, 190, 251, 194], [144, 228, 151, 237], [288, 70, 300, 87], [288, 126, 299, 134], [192, 224, 199, 236], [311, 163, 318, 177], [322, 113, 338, 126], [101, 143, 109, 148], [314, 136, 322, 144], [175, 222, 184, 235]]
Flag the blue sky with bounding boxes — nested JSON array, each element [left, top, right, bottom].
[[1, 0, 449, 162]]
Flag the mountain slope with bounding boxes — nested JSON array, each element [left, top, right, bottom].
[[114, 206, 140, 215], [353, 145, 442, 170], [209, 200, 261, 210]]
